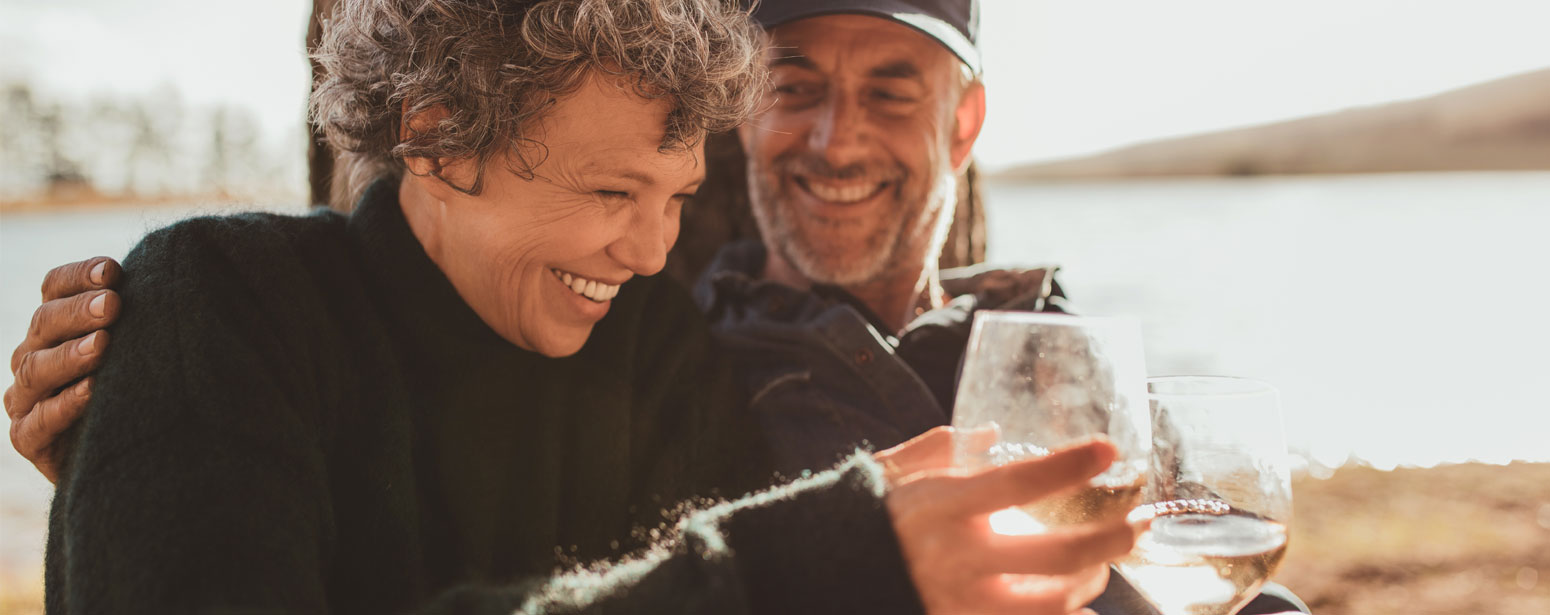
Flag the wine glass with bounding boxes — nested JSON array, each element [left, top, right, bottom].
[[1117, 376, 1294, 615], [951, 312, 1151, 530]]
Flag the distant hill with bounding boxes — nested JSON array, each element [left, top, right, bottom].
[[999, 68, 1550, 178]]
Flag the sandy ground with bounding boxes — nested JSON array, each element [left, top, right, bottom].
[[3, 462, 1547, 614], [1274, 462, 1550, 615]]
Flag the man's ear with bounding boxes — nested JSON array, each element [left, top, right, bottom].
[[399, 103, 476, 200], [948, 81, 987, 174]]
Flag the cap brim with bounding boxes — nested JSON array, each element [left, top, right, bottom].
[[754, 6, 981, 75]]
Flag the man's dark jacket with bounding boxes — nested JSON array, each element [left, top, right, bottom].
[[694, 240, 1309, 615]]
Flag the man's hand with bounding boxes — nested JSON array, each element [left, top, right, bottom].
[[5, 257, 122, 483], [880, 428, 1143, 615]]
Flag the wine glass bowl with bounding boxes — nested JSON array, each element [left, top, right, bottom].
[[952, 312, 1152, 529], [1118, 376, 1293, 615]]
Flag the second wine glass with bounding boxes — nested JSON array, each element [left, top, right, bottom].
[[1117, 376, 1294, 615]]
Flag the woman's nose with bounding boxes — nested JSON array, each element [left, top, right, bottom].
[[607, 201, 670, 276]]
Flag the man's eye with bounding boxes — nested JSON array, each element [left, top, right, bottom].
[[774, 82, 821, 100], [872, 89, 916, 103], [595, 190, 631, 201]]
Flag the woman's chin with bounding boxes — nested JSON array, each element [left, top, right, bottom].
[[518, 323, 595, 358]]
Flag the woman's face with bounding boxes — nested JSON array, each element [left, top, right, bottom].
[[406, 72, 703, 357]]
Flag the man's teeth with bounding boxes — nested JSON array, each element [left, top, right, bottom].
[[553, 269, 620, 302], [803, 178, 884, 204]]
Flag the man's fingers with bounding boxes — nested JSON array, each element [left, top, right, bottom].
[[24, 292, 120, 356], [979, 519, 1145, 575], [941, 439, 1117, 518], [40, 257, 122, 302], [10, 378, 89, 479], [8, 332, 108, 417]]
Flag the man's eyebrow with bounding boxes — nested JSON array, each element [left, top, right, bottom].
[[769, 53, 818, 71], [870, 60, 922, 80]]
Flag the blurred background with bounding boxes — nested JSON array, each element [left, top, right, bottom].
[[2, 0, 1547, 613]]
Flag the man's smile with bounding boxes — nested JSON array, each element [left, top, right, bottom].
[[794, 174, 891, 204]]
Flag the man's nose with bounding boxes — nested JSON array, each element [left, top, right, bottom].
[[607, 201, 670, 276], [807, 93, 867, 166]]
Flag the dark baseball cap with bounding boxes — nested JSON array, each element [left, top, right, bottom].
[[750, 0, 981, 75]]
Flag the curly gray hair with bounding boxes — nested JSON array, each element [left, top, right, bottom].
[[311, 0, 768, 208]]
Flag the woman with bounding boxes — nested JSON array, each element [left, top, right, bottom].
[[14, 1, 1139, 614]]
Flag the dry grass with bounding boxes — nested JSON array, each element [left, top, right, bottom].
[[1276, 462, 1550, 615], [3, 463, 1546, 614]]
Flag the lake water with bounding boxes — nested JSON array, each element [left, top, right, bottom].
[[982, 172, 1550, 472], [1, 172, 1547, 578]]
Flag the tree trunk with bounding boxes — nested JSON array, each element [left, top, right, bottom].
[[307, 0, 340, 208]]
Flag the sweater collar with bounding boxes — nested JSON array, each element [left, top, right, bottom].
[[346, 178, 514, 350]]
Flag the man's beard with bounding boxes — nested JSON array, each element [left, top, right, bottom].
[[747, 153, 955, 288]]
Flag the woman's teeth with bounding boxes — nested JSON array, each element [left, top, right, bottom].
[[802, 178, 886, 203], [552, 269, 620, 303]]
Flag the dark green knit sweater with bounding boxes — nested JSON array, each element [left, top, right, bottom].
[[45, 181, 925, 615]]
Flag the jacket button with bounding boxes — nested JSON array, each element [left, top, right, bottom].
[[854, 348, 874, 365]]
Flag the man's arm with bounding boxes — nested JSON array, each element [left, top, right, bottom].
[[5, 257, 121, 483]]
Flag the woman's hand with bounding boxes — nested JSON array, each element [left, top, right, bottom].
[[879, 427, 1143, 615], [5, 257, 121, 483]]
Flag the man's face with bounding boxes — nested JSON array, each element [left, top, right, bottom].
[[419, 72, 702, 357], [739, 14, 979, 286]]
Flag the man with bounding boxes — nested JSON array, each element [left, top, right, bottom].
[[692, 4, 1308, 614], [8, 1, 1302, 613], [695, 0, 1069, 476]]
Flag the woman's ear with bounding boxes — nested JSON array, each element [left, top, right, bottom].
[[399, 103, 476, 201]]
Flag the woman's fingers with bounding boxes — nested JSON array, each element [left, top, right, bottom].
[[877, 424, 1005, 484], [887, 438, 1141, 615], [927, 439, 1117, 519], [979, 519, 1146, 575], [877, 426, 957, 482]]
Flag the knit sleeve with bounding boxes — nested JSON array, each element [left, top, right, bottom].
[[417, 454, 926, 615], [46, 216, 341, 615]]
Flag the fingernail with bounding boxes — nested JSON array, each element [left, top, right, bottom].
[[76, 331, 99, 355], [91, 261, 107, 285], [75, 379, 91, 397], [89, 292, 108, 318]]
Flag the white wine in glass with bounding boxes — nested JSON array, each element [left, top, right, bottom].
[[1117, 376, 1293, 615], [951, 312, 1151, 530]]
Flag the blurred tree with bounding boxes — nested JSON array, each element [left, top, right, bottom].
[[37, 101, 91, 200], [205, 104, 262, 196], [0, 83, 42, 197]]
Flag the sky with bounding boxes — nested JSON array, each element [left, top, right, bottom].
[[2, 0, 1547, 176]]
